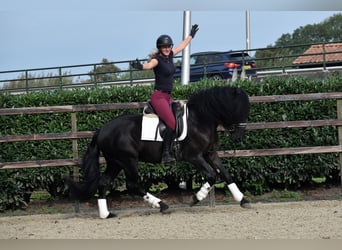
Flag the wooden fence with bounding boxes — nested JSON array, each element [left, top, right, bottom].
[[1, 92, 342, 187]]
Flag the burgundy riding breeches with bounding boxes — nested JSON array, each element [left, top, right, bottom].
[[150, 90, 176, 130]]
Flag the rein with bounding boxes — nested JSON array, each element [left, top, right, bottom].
[[227, 122, 247, 152]]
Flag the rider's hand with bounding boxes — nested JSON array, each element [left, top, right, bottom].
[[130, 59, 143, 70], [190, 24, 199, 38]]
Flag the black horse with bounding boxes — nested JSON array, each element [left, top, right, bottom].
[[66, 86, 250, 218]]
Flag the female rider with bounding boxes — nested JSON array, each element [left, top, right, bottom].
[[131, 24, 199, 164]]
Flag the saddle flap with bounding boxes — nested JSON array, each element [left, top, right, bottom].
[[141, 101, 187, 141], [172, 101, 185, 138]]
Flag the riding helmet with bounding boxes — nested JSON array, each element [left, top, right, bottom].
[[156, 34, 173, 48]]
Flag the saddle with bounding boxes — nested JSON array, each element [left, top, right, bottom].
[[141, 101, 187, 141]]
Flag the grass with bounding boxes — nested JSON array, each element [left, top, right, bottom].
[[40, 206, 63, 214], [1, 206, 64, 217], [247, 189, 303, 203], [312, 177, 326, 184], [149, 182, 168, 193], [1, 182, 338, 217], [0, 190, 62, 217], [268, 189, 302, 200], [30, 191, 53, 202]]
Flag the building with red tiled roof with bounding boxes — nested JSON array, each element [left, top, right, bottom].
[[292, 43, 342, 67]]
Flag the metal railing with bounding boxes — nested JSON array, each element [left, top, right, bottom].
[[1, 41, 342, 94]]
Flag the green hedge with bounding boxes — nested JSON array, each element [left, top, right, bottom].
[[1, 73, 342, 211]]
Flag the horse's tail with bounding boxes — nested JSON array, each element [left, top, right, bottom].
[[65, 130, 101, 200]]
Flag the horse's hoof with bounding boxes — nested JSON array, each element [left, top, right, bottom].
[[189, 194, 199, 207], [159, 201, 169, 213], [106, 212, 117, 218], [240, 197, 252, 209]]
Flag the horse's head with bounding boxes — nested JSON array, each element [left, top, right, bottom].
[[228, 122, 247, 142], [187, 86, 250, 142]]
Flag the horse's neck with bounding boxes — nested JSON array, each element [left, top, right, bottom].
[[189, 114, 218, 134]]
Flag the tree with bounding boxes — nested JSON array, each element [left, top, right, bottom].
[[255, 13, 342, 70], [88, 58, 121, 83], [2, 72, 73, 90]]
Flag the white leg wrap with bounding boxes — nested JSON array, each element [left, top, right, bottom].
[[228, 183, 243, 202], [195, 182, 211, 201], [98, 199, 110, 219], [143, 192, 161, 208]]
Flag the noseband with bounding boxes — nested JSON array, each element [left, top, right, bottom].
[[228, 122, 247, 132]]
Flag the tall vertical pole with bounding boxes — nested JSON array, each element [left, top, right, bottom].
[[337, 100, 342, 188], [181, 11, 191, 85], [246, 10, 251, 51]]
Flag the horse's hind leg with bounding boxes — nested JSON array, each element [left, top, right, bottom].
[[125, 175, 169, 213], [188, 156, 218, 206], [97, 161, 122, 218], [123, 158, 169, 213]]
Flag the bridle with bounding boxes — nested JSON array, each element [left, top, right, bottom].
[[228, 122, 247, 133]]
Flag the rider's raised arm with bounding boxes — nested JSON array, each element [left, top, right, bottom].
[[173, 24, 199, 56]]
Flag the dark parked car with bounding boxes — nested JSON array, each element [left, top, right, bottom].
[[174, 51, 257, 82]]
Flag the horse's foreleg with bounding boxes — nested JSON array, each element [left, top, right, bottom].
[[227, 182, 249, 207], [226, 178, 250, 208], [207, 154, 251, 208], [97, 198, 115, 219]]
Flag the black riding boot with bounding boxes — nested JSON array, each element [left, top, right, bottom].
[[161, 127, 176, 164]]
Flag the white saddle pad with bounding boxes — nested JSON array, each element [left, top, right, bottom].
[[141, 104, 188, 141]]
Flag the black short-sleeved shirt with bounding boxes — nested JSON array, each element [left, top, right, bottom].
[[153, 51, 176, 93]]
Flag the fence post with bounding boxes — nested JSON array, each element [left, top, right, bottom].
[[93, 65, 97, 87], [71, 112, 80, 213], [337, 100, 342, 188], [58, 67, 63, 89], [25, 70, 29, 93], [208, 186, 215, 207], [281, 46, 286, 74], [322, 43, 326, 70], [129, 67, 133, 84]]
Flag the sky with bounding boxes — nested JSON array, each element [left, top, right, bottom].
[[1, 0, 342, 73]]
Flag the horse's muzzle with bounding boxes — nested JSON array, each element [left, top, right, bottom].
[[229, 123, 247, 142]]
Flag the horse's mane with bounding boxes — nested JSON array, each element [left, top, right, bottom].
[[187, 86, 249, 129]]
